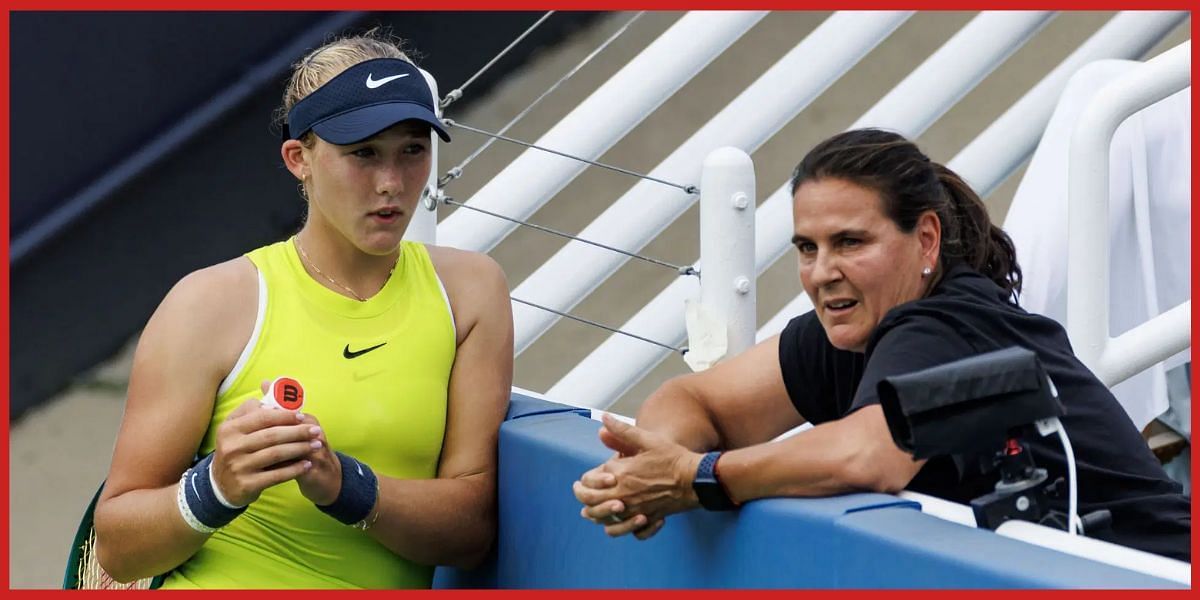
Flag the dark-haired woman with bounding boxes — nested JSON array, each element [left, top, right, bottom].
[[572, 128, 1189, 561]]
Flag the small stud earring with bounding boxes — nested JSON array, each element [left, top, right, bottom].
[[921, 266, 932, 277]]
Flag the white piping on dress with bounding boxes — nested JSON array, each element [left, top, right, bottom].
[[217, 269, 268, 396], [435, 272, 457, 341]]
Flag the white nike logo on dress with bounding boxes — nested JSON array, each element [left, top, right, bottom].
[[365, 73, 409, 89]]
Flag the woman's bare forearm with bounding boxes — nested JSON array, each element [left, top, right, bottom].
[[636, 377, 723, 452], [94, 484, 210, 583], [366, 473, 495, 569], [719, 406, 925, 504]]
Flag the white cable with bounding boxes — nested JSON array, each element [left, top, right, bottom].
[[1055, 421, 1082, 535], [1037, 415, 1080, 535]]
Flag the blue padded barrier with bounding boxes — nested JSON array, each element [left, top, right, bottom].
[[831, 505, 1174, 588], [434, 392, 1183, 588], [504, 391, 591, 421]]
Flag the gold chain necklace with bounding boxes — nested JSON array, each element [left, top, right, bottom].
[[295, 238, 397, 302]]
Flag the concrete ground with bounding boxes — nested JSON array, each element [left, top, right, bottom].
[[10, 11, 1188, 588]]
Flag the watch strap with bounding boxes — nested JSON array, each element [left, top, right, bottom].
[[693, 451, 738, 511]]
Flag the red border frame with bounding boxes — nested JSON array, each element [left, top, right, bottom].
[[1, 5, 1195, 596], [1, 5, 9, 594]]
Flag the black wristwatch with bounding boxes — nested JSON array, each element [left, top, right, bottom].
[[692, 451, 738, 511]]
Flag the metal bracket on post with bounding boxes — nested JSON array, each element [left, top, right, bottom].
[[685, 147, 755, 371], [405, 68, 441, 245]]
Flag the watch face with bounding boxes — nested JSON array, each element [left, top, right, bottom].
[[695, 481, 736, 511]]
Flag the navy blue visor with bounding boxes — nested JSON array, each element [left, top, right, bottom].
[[283, 58, 451, 144]]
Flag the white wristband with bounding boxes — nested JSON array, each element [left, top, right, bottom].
[[176, 472, 218, 534], [209, 463, 246, 509]]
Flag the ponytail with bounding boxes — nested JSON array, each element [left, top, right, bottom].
[[934, 165, 1022, 301]]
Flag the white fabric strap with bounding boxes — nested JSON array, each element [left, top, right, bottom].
[[176, 472, 218, 534], [208, 464, 246, 509]]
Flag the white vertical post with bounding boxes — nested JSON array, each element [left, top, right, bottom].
[[694, 147, 756, 365], [761, 11, 1189, 339], [437, 11, 766, 252], [1067, 40, 1190, 386], [511, 11, 911, 355], [950, 10, 1187, 198], [544, 12, 1188, 409], [405, 68, 440, 244]]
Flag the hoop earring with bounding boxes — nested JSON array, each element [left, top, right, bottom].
[[921, 266, 933, 278], [297, 182, 309, 201]]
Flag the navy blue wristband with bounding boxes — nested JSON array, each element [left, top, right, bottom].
[[316, 452, 379, 526], [181, 453, 247, 530]]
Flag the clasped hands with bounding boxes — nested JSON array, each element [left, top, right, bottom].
[[209, 381, 343, 508], [572, 414, 703, 540]]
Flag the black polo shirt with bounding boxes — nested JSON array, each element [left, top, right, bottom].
[[779, 263, 1190, 561]]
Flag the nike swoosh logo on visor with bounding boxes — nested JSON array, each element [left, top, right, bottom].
[[365, 73, 410, 89]]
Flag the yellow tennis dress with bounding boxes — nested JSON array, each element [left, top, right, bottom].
[[161, 238, 456, 589]]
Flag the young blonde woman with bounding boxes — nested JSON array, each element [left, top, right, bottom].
[[93, 32, 513, 588]]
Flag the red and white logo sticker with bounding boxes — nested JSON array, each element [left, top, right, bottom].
[[262, 376, 304, 411]]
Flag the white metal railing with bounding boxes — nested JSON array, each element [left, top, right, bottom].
[[405, 69, 443, 244], [1067, 40, 1191, 387], [437, 11, 765, 253], [439, 11, 1185, 410], [467, 15, 1190, 577], [951, 11, 1187, 198], [856, 11, 1054, 137], [552, 11, 1186, 408], [469, 11, 1192, 583], [760, 10, 1188, 338], [552, 10, 1052, 405], [509, 11, 911, 354]]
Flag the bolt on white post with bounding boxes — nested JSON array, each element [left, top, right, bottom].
[[405, 68, 441, 244], [689, 147, 755, 370]]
